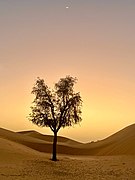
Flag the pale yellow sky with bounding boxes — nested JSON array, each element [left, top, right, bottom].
[[0, 1, 135, 142]]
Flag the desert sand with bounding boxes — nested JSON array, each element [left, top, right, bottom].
[[0, 124, 135, 179]]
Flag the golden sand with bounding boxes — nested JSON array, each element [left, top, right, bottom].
[[0, 124, 135, 179]]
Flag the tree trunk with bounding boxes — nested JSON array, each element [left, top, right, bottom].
[[52, 132, 57, 161]]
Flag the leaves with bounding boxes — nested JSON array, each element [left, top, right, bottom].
[[29, 76, 82, 133]]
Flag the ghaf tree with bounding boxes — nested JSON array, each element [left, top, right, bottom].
[[29, 76, 82, 161]]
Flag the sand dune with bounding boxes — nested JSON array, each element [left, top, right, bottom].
[[0, 123, 135, 156], [0, 137, 40, 163], [18, 130, 82, 146], [0, 137, 135, 180], [0, 128, 83, 155], [0, 124, 135, 179], [82, 123, 135, 155], [18, 123, 135, 155]]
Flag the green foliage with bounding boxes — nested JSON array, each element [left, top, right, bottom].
[[29, 76, 82, 133]]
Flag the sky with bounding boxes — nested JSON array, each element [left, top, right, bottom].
[[0, 0, 135, 142]]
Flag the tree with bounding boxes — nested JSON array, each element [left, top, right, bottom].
[[29, 76, 82, 161]]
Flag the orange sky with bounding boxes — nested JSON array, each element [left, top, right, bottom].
[[0, 1, 135, 142]]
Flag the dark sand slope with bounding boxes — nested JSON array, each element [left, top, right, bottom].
[[18, 130, 82, 146]]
